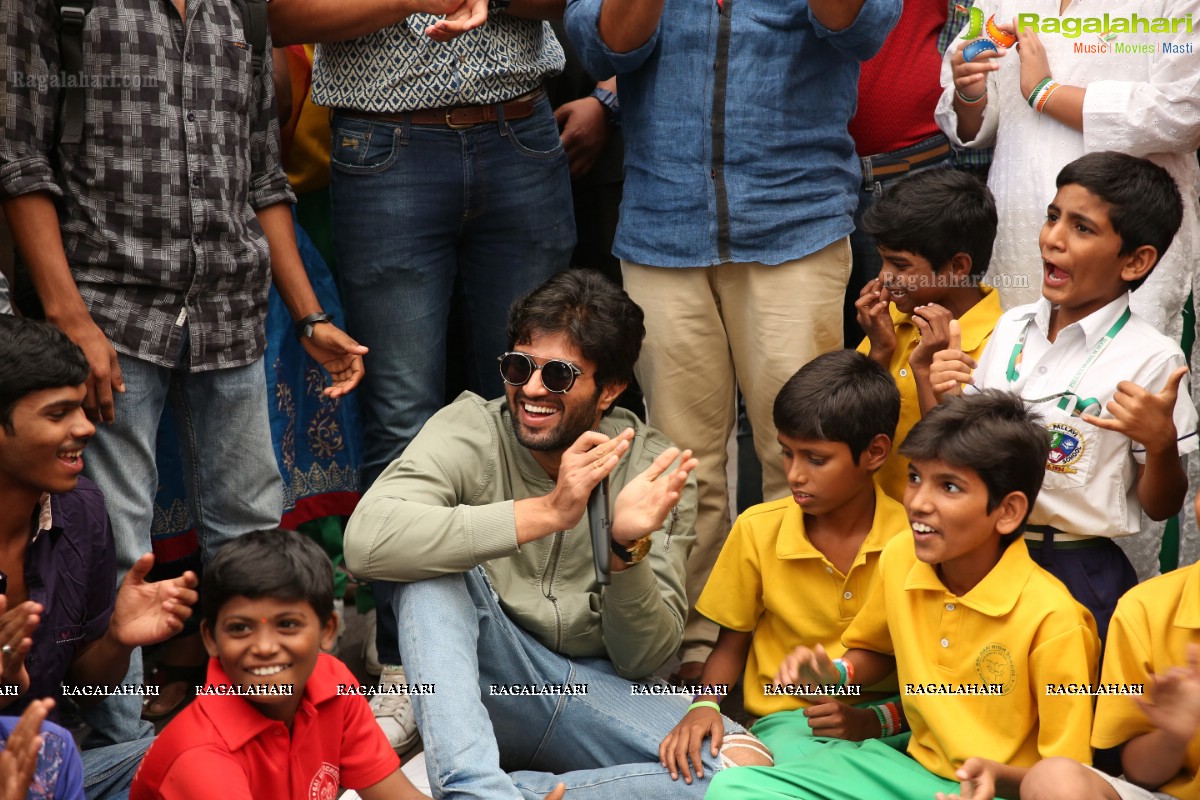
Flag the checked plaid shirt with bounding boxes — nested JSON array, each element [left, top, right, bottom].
[[0, 0, 295, 371]]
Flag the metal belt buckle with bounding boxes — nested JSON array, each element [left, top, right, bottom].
[[445, 108, 474, 129]]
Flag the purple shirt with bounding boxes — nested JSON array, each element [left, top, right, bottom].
[[12, 477, 116, 715]]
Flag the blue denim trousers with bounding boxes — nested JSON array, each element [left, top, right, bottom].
[[329, 95, 575, 487], [80, 348, 283, 748], [82, 738, 153, 800], [331, 96, 574, 666], [386, 568, 743, 800]]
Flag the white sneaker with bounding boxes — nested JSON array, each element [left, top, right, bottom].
[[371, 664, 419, 753], [362, 608, 382, 677]]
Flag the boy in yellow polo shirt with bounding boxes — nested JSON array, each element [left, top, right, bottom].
[[658, 350, 909, 784], [707, 391, 1099, 800], [856, 169, 1002, 502], [1022, 500, 1200, 800]]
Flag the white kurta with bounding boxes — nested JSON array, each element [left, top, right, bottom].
[[936, 0, 1200, 339]]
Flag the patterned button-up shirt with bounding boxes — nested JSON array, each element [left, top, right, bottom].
[[0, 0, 295, 371], [313, 13, 564, 112]]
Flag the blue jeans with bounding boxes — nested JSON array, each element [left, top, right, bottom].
[[330, 96, 574, 665], [81, 346, 282, 747], [843, 138, 953, 348], [81, 738, 152, 800], [387, 568, 743, 800], [329, 95, 575, 487]]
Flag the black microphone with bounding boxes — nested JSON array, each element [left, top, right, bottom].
[[589, 477, 611, 585]]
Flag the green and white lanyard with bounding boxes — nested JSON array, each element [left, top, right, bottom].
[[1005, 307, 1131, 416]]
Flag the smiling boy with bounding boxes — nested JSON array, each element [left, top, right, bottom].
[[129, 528, 439, 800], [707, 391, 1099, 800], [0, 315, 200, 798], [659, 350, 908, 787], [856, 169, 1003, 501], [930, 151, 1199, 640]]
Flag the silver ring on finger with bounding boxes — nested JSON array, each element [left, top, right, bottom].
[[1, 645, 12, 656]]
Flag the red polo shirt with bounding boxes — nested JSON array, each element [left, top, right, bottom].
[[130, 654, 399, 800]]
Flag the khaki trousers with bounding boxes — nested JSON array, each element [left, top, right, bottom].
[[622, 238, 850, 663]]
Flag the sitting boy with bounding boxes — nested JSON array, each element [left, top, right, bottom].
[[1022, 494, 1200, 800], [706, 391, 1099, 800], [930, 152, 1199, 640], [0, 315, 198, 799], [855, 168, 1002, 502], [130, 529, 475, 800], [659, 350, 909, 784]]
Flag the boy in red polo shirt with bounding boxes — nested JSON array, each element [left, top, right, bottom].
[[130, 529, 422, 800]]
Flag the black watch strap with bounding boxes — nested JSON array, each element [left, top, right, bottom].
[[296, 311, 333, 339]]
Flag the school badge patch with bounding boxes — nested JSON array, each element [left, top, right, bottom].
[[309, 763, 339, 800], [975, 643, 1016, 695], [1046, 423, 1084, 474]]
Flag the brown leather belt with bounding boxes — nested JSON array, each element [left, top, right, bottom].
[[868, 141, 952, 177], [343, 89, 544, 129]]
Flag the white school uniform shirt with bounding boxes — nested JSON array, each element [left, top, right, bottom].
[[934, 0, 1200, 337], [970, 294, 1199, 539]]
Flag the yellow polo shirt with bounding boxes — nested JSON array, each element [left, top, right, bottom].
[[1093, 562, 1200, 799], [695, 485, 908, 717], [856, 287, 1002, 502], [843, 535, 1098, 780]]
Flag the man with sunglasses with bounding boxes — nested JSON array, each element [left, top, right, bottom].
[[345, 270, 767, 799]]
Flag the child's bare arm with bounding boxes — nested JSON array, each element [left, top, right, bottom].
[[1121, 643, 1200, 791], [1081, 366, 1188, 520], [773, 645, 894, 690], [658, 628, 752, 784], [933, 758, 1027, 800], [910, 304, 955, 415], [855, 279, 897, 367]]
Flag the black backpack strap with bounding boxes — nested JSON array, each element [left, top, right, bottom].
[[56, 0, 92, 145], [233, 0, 268, 79]]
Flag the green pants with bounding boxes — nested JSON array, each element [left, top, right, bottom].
[[709, 703, 951, 800]]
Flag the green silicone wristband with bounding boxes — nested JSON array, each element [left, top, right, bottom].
[[687, 700, 722, 714]]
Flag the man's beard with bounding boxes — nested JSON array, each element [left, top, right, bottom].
[[507, 387, 602, 453]]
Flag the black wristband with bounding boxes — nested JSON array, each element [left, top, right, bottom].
[[295, 311, 333, 339]]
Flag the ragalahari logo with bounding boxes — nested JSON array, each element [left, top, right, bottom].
[[959, 7, 1017, 61]]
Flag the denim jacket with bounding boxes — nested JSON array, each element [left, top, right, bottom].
[[565, 0, 901, 267]]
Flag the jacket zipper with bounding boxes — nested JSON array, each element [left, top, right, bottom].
[[543, 530, 565, 651]]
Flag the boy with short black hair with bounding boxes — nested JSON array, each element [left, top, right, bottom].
[[130, 528, 429, 800], [706, 391, 1099, 800], [856, 168, 1003, 501], [930, 151, 1199, 641], [660, 350, 910, 783]]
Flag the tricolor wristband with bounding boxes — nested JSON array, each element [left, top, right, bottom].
[[832, 658, 855, 686], [1026, 77, 1053, 109], [956, 88, 986, 105], [1035, 82, 1062, 113], [876, 702, 903, 737]]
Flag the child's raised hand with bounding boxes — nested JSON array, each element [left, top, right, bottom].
[[804, 696, 881, 741], [929, 320, 977, 401], [910, 304, 955, 369], [1135, 642, 1200, 746], [773, 643, 837, 688], [855, 279, 897, 360], [949, 38, 1002, 103], [1080, 366, 1187, 453], [934, 757, 998, 800], [658, 703, 724, 784]]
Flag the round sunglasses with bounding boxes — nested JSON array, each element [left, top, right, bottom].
[[498, 352, 583, 394]]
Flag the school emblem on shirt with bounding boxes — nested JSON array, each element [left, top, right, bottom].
[[309, 763, 339, 800], [975, 643, 1016, 695], [1045, 423, 1085, 474]]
